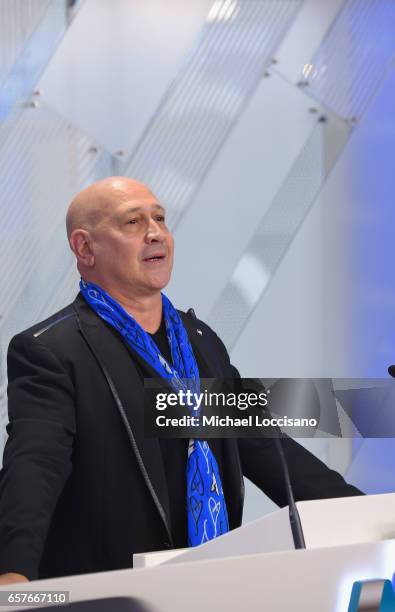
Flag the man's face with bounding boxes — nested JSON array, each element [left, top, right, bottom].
[[89, 186, 174, 297]]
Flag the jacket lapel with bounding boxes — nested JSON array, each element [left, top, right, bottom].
[[179, 311, 229, 378], [180, 310, 245, 528], [73, 295, 173, 544]]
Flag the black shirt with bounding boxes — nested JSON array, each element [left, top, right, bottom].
[[148, 318, 189, 549], [132, 315, 226, 549]]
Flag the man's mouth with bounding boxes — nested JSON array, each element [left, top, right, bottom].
[[143, 254, 166, 263]]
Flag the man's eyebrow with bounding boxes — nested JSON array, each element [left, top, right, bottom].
[[121, 204, 165, 214]]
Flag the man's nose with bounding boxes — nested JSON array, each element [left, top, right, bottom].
[[145, 219, 165, 243]]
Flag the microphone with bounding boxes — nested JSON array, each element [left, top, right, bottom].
[[388, 365, 395, 378], [272, 434, 306, 549], [238, 378, 307, 550]]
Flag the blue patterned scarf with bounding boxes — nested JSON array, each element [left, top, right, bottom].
[[80, 279, 229, 546]]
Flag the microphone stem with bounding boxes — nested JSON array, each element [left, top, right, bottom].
[[273, 434, 306, 550]]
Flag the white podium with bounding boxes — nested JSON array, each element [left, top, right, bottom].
[[1, 493, 394, 612], [134, 491, 395, 567]]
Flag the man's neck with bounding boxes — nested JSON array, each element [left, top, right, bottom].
[[84, 279, 163, 333], [123, 294, 162, 334], [115, 292, 163, 333]]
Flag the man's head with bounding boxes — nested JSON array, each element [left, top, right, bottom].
[[66, 177, 174, 299]]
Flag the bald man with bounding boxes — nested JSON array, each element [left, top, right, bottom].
[[0, 177, 361, 583]]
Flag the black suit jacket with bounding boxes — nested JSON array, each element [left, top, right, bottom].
[[0, 295, 361, 580]]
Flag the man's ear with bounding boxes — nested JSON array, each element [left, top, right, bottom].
[[69, 229, 94, 267]]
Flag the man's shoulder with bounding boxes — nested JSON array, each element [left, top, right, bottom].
[[177, 307, 230, 358], [178, 307, 214, 335], [10, 300, 79, 351]]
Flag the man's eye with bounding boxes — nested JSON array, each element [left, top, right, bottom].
[[127, 219, 138, 225], [155, 216, 165, 222]]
